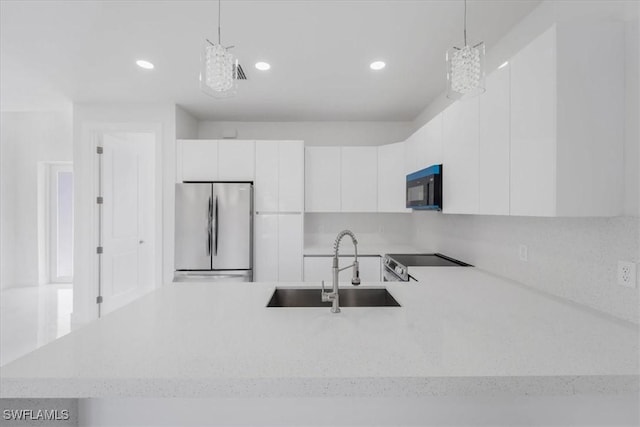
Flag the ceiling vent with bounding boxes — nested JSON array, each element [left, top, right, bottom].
[[235, 64, 247, 80]]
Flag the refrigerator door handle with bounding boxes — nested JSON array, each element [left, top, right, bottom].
[[207, 197, 213, 256], [214, 196, 219, 256]]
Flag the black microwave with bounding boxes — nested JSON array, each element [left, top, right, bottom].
[[406, 164, 443, 210]]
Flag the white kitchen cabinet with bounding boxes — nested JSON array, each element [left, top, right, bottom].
[[479, 63, 511, 216], [341, 147, 378, 212], [278, 141, 304, 212], [218, 140, 255, 181], [404, 113, 443, 176], [442, 98, 479, 214], [378, 142, 410, 213], [509, 23, 624, 216], [305, 147, 341, 212], [254, 213, 279, 281], [254, 142, 279, 212], [277, 214, 303, 281], [303, 256, 381, 284], [254, 213, 303, 282], [255, 140, 304, 213], [177, 140, 219, 182]]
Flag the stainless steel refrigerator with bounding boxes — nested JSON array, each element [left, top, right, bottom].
[[174, 182, 253, 282]]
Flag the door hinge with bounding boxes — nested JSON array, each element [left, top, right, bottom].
[[96, 295, 103, 304], [96, 146, 103, 154], [96, 246, 103, 254], [96, 196, 103, 204]]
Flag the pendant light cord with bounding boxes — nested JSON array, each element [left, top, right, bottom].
[[218, 0, 221, 45], [463, 0, 467, 46]]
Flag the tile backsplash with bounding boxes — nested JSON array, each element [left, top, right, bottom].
[[304, 213, 414, 248], [412, 213, 640, 323]]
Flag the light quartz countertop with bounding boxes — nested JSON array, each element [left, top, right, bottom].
[[1, 268, 638, 398]]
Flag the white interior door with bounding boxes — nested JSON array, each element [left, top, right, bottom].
[[100, 132, 155, 316]]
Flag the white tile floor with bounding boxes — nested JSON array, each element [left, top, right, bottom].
[[0, 284, 73, 366]]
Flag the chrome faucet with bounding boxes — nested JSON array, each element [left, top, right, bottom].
[[321, 230, 360, 313]]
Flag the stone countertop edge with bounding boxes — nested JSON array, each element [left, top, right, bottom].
[[2, 375, 638, 399]]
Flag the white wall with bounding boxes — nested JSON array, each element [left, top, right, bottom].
[[0, 110, 73, 290], [409, 0, 640, 323], [197, 121, 413, 146], [71, 103, 175, 325], [175, 105, 198, 139]]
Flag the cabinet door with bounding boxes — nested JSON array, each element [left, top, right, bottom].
[[179, 140, 218, 182], [479, 64, 511, 215], [442, 99, 480, 214], [510, 26, 557, 216], [424, 113, 444, 167], [278, 214, 303, 282], [279, 141, 304, 212], [255, 142, 279, 212], [378, 142, 409, 213], [254, 213, 278, 282], [341, 147, 378, 212], [218, 140, 255, 181], [305, 147, 341, 212]]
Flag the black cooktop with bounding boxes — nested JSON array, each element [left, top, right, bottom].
[[385, 253, 471, 267]]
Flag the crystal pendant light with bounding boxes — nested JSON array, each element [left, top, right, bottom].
[[446, 0, 485, 100], [200, 0, 238, 98]]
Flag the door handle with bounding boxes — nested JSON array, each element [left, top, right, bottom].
[[214, 196, 219, 256], [207, 197, 213, 256]]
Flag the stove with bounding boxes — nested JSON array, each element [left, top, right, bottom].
[[382, 253, 471, 281]]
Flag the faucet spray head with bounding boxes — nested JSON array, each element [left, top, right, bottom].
[[351, 260, 361, 285]]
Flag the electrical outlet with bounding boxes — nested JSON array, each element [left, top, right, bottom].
[[618, 261, 636, 288], [518, 244, 528, 262]]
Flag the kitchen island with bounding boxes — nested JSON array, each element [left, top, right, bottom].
[[1, 268, 637, 399]]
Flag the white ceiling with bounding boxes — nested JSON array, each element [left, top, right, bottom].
[[0, 0, 540, 121]]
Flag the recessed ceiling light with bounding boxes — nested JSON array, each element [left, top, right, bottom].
[[498, 61, 509, 69], [370, 61, 386, 71], [136, 60, 154, 70], [255, 62, 271, 71]]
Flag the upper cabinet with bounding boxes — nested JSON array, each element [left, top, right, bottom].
[[177, 139, 255, 182], [255, 141, 304, 213], [305, 147, 341, 212], [510, 23, 624, 216], [378, 142, 410, 213], [420, 23, 624, 217], [405, 113, 443, 175], [478, 63, 510, 216], [278, 141, 305, 212], [305, 146, 380, 213], [442, 98, 479, 214], [178, 140, 219, 181], [341, 147, 378, 212], [218, 140, 255, 181]]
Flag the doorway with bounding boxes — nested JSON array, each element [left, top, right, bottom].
[[97, 131, 156, 317], [48, 163, 74, 283]]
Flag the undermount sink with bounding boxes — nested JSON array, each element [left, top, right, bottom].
[[266, 287, 401, 308]]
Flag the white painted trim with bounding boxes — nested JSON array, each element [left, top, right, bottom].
[[73, 122, 163, 325]]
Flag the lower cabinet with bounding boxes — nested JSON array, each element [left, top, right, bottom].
[[303, 256, 381, 284], [254, 213, 303, 282]]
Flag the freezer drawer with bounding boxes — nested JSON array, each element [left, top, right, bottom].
[[173, 270, 253, 283]]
